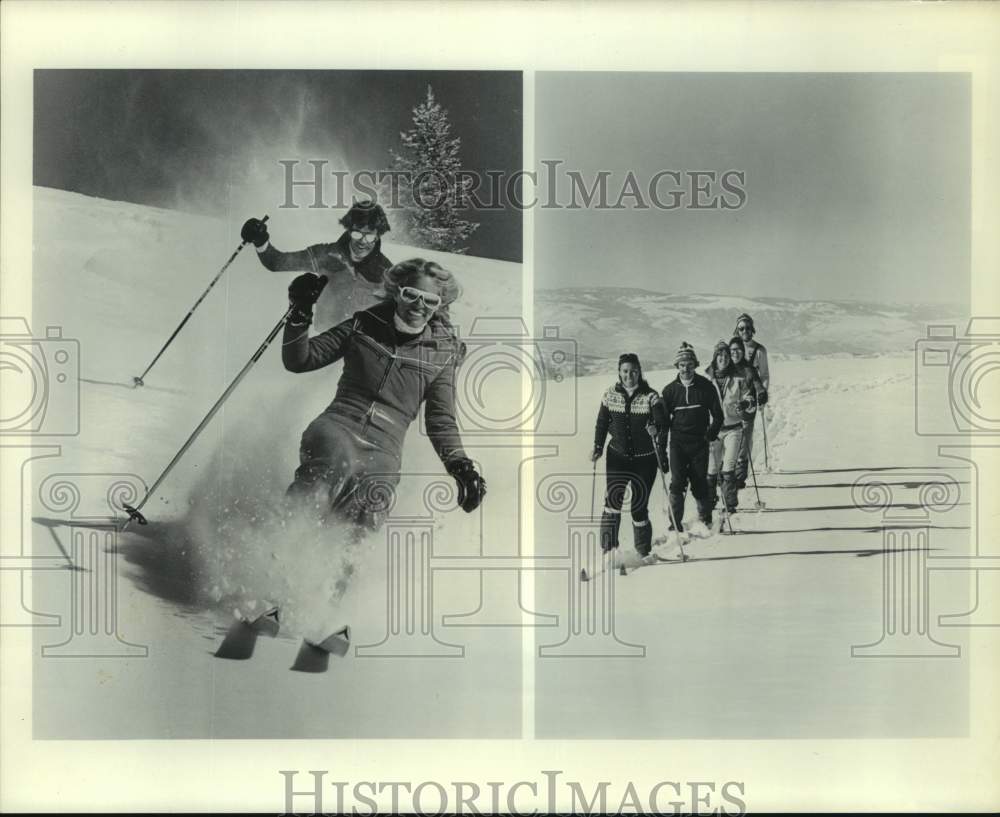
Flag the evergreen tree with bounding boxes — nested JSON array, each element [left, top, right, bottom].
[[384, 86, 479, 254]]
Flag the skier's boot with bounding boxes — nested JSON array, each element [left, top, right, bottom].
[[696, 498, 713, 529], [632, 516, 652, 558], [668, 490, 685, 533], [706, 473, 719, 510], [734, 460, 748, 491], [600, 509, 621, 553], [721, 471, 739, 515]]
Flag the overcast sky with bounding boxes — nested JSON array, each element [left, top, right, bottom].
[[535, 73, 969, 306], [34, 70, 522, 262]]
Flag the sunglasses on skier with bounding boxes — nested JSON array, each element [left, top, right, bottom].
[[398, 286, 442, 310], [349, 229, 379, 245]]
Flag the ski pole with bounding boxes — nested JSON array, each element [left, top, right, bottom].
[[590, 458, 598, 522], [133, 215, 269, 387], [121, 285, 323, 530], [649, 435, 687, 561], [748, 439, 765, 511], [761, 408, 770, 471]]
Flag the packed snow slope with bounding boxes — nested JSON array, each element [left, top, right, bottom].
[[26, 187, 973, 741], [536, 287, 966, 376]]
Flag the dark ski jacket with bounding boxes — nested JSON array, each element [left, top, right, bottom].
[[282, 300, 466, 466], [660, 373, 724, 442], [594, 382, 667, 458], [258, 232, 395, 325], [257, 231, 392, 284]]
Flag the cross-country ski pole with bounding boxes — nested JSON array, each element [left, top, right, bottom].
[[590, 459, 597, 522], [132, 215, 268, 387], [121, 281, 325, 529], [748, 440, 765, 512], [761, 408, 770, 471], [649, 436, 688, 561]]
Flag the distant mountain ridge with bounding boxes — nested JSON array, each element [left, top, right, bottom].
[[535, 287, 966, 376]]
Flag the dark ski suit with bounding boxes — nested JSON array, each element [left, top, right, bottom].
[[593, 381, 667, 556], [282, 300, 466, 530], [660, 373, 723, 530]]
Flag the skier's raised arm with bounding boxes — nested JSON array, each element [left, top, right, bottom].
[[281, 273, 353, 372], [240, 200, 393, 283]]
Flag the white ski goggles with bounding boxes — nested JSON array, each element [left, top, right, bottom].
[[397, 286, 442, 310]]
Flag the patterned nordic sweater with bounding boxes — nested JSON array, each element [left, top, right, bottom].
[[594, 382, 667, 458]]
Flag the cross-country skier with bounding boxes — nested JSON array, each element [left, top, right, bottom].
[[704, 340, 765, 516], [281, 259, 486, 536], [592, 353, 668, 557], [241, 200, 394, 327], [733, 313, 770, 486], [660, 342, 723, 533]]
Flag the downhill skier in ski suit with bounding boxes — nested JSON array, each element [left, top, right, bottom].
[[592, 353, 668, 557], [281, 259, 486, 533], [241, 200, 395, 328]]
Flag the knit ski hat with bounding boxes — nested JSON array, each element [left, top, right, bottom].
[[674, 342, 699, 367], [713, 339, 730, 356], [734, 313, 756, 335]]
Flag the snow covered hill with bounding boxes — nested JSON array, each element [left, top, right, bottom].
[[535, 287, 965, 376], [21, 187, 976, 742]]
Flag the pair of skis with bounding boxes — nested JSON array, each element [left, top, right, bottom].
[[214, 607, 351, 673]]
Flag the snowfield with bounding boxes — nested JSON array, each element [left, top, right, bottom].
[[24, 187, 973, 739]]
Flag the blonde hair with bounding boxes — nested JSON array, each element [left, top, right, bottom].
[[382, 258, 462, 307]]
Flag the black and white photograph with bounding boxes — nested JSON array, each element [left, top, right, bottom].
[[530, 71, 975, 739], [26, 67, 525, 739], [2, 1, 998, 814]]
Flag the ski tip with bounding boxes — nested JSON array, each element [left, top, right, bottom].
[[250, 606, 280, 638], [307, 625, 352, 657]]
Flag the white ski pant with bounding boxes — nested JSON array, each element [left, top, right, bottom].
[[708, 424, 744, 475]]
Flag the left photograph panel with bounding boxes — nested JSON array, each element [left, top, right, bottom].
[[26, 69, 524, 739]]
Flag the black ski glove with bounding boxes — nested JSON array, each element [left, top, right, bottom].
[[447, 458, 486, 513], [287, 273, 328, 326], [241, 217, 270, 248], [591, 446, 603, 462], [758, 389, 768, 406]]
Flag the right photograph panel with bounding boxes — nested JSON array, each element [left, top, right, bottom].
[[531, 71, 974, 739]]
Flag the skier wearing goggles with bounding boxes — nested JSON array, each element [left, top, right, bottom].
[[240, 200, 394, 327], [281, 258, 486, 533]]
